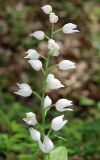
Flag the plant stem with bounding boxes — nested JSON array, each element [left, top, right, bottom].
[[41, 24, 54, 138], [33, 91, 41, 100], [49, 64, 58, 71], [41, 54, 51, 137], [51, 23, 54, 39], [45, 35, 50, 40], [53, 28, 62, 35]]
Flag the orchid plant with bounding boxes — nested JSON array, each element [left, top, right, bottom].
[[14, 5, 79, 160]]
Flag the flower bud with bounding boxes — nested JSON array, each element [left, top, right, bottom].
[[38, 135, 54, 153], [49, 12, 58, 23], [29, 127, 40, 141], [24, 49, 39, 60], [55, 99, 73, 112], [62, 23, 79, 34], [41, 5, 52, 14], [28, 60, 42, 71], [47, 74, 64, 90], [23, 112, 37, 126], [30, 31, 45, 40], [48, 39, 60, 56], [14, 83, 32, 97], [51, 115, 67, 131], [58, 60, 75, 70], [44, 96, 52, 108]]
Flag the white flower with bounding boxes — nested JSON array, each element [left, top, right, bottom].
[[58, 60, 75, 70], [38, 135, 54, 153], [29, 127, 40, 141], [47, 74, 64, 90], [41, 5, 52, 14], [24, 49, 39, 60], [49, 12, 58, 23], [14, 83, 32, 97], [23, 112, 37, 126], [44, 96, 52, 108], [28, 60, 42, 71], [62, 23, 79, 34], [51, 115, 67, 131], [30, 31, 45, 40], [55, 99, 73, 112], [48, 39, 60, 56]]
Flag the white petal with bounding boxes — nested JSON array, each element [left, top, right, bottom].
[[23, 112, 37, 126], [14, 83, 32, 97], [47, 74, 55, 81], [28, 60, 42, 71], [38, 140, 45, 153], [47, 74, 64, 90], [58, 60, 75, 70], [48, 39, 60, 56], [49, 12, 58, 23], [41, 5, 52, 14], [55, 99, 72, 112], [29, 127, 40, 141], [30, 31, 45, 40], [62, 23, 79, 34], [44, 96, 52, 108], [24, 49, 39, 60], [51, 115, 67, 131], [52, 50, 59, 56], [43, 136, 54, 153], [38, 135, 54, 153], [48, 78, 64, 90]]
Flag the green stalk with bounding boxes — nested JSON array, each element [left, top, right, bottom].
[[41, 53, 51, 137], [53, 28, 62, 35], [33, 91, 41, 100], [51, 23, 54, 39], [41, 24, 54, 138]]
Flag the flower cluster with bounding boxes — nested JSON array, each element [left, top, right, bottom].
[[14, 5, 79, 154]]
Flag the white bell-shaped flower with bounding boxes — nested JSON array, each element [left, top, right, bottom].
[[41, 5, 52, 14], [58, 60, 75, 70], [23, 112, 37, 126], [44, 96, 52, 108], [24, 49, 39, 60], [47, 74, 64, 90], [48, 39, 60, 56], [38, 135, 54, 153], [51, 115, 67, 131], [29, 127, 40, 141], [30, 31, 45, 40], [14, 83, 32, 97], [62, 23, 79, 34], [55, 99, 73, 112], [28, 60, 42, 71], [49, 12, 58, 23]]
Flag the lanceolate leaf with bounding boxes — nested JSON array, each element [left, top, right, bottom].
[[50, 146, 68, 160]]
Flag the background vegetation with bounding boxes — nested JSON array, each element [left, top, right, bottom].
[[0, 0, 100, 160]]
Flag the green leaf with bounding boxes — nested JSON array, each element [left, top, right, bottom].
[[44, 155, 50, 160], [78, 96, 95, 106], [50, 146, 68, 160]]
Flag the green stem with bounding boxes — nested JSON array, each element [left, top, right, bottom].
[[51, 23, 54, 39], [41, 52, 52, 137], [40, 55, 46, 60], [33, 91, 41, 100], [45, 35, 50, 40], [48, 128, 52, 136], [41, 24, 55, 138], [49, 64, 58, 71], [53, 28, 62, 35], [49, 104, 55, 108]]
